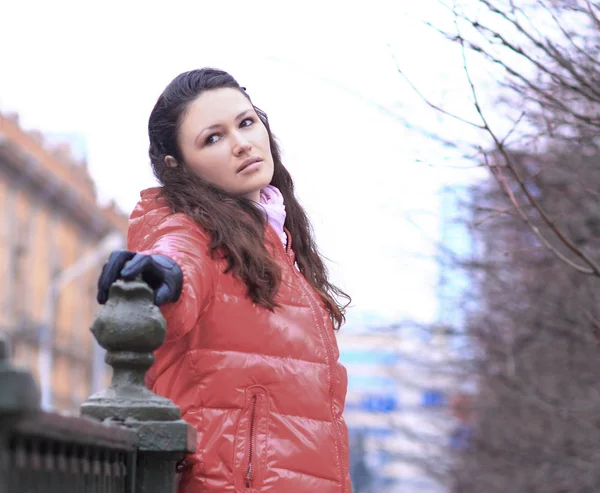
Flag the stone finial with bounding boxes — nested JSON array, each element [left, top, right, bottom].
[[0, 335, 8, 361], [0, 332, 39, 413], [80, 279, 181, 422]]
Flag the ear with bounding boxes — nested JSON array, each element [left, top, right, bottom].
[[165, 155, 178, 168]]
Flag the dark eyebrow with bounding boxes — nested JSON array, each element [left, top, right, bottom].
[[195, 109, 253, 146]]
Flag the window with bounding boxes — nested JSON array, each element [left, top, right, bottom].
[[421, 389, 446, 408]]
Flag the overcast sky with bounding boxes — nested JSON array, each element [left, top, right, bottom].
[[1, 0, 487, 329]]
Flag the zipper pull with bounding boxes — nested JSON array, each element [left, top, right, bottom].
[[245, 464, 253, 488]]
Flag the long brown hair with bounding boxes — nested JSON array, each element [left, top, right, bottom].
[[148, 68, 350, 329]]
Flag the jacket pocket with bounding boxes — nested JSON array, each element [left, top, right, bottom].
[[233, 386, 270, 492]]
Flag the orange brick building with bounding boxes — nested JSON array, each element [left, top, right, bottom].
[[0, 112, 127, 413]]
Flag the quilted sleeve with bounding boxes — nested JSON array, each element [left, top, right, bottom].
[[127, 212, 214, 342]]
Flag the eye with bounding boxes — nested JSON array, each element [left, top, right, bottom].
[[205, 134, 221, 145], [240, 117, 254, 128]]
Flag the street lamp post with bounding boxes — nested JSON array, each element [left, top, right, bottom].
[[38, 232, 124, 411]]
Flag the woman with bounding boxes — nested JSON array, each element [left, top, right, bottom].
[[97, 68, 352, 493]]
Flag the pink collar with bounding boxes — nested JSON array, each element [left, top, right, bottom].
[[259, 185, 287, 247]]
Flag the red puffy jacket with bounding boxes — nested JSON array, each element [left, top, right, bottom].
[[127, 188, 352, 493]]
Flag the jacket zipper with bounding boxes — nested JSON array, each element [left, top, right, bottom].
[[268, 226, 345, 492], [270, 225, 337, 397], [245, 394, 258, 489]]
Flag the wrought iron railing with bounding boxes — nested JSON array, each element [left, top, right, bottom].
[[0, 277, 196, 493]]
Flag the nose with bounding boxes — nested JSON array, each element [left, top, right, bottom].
[[231, 130, 252, 156]]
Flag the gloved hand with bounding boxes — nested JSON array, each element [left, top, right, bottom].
[[97, 250, 183, 306]]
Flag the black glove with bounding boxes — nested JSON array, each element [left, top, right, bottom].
[[97, 250, 183, 306]]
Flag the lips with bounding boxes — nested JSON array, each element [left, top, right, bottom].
[[237, 157, 263, 173]]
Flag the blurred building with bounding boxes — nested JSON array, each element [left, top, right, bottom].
[[340, 185, 475, 492], [436, 185, 477, 454], [339, 327, 453, 493], [436, 185, 472, 332], [0, 112, 127, 413]]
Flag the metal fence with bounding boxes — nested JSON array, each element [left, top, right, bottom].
[[0, 278, 195, 493]]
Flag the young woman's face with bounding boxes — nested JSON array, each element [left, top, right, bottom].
[[177, 88, 274, 202]]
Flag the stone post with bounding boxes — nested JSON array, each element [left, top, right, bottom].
[[80, 279, 196, 493], [0, 333, 40, 493]]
